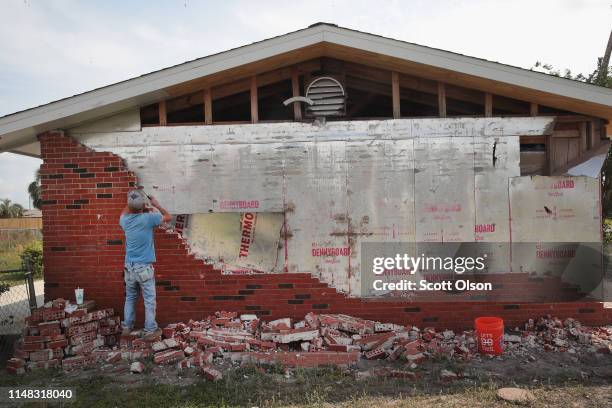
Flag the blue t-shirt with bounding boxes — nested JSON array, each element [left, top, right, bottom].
[[119, 212, 163, 264]]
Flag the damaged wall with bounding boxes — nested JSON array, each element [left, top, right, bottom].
[[64, 115, 595, 297], [38, 130, 610, 329]]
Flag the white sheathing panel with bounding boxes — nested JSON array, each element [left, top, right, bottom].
[[210, 143, 284, 212], [414, 137, 475, 243], [509, 176, 600, 243], [284, 141, 350, 291], [474, 136, 520, 272], [508, 176, 602, 293], [346, 138, 416, 293], [75, 118, 557, 296]]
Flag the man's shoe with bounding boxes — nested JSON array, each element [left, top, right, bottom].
[[143, 328, 162, 341], [121, 327, 132, 336]]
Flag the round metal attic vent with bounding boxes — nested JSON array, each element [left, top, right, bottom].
[[305, 77, 346, 118]]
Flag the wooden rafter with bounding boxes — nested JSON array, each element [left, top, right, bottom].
[[250, 76, 258, 123], [437, 82, 446, 118], [337, 61, 526, 113], [204, 88, 212, 125], [392, 71, 400, 118], [345, 76, 475, 115], [291, 67, 302, 121], [484, 93, 493, 117], [159, 100, 167, 126]]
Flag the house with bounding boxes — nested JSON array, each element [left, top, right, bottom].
[[1, 23, 611, 329]]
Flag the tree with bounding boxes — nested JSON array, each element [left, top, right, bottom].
[[533, 30, 612, 217], [531, 30, 611, 87], [0, 199, 24, 218], [28, 169, 42, 210]]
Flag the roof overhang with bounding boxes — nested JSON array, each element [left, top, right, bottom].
[[1, 23, 611, 157]]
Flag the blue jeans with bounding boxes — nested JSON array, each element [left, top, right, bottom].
[[122, 263, 158, 333]]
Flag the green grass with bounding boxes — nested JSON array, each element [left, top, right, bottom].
[[0, 234, 42, 286]]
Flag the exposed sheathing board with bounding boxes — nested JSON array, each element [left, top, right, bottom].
[[72, 117, 556, 296], [414, 137, 475, 243], [474, 136, 521, 273], [345, 139, 416, 294], [508, 175, 603, 297], [171, 213, 284, 272], [509, 176, 600, 243], [285, 141, 350, 291]]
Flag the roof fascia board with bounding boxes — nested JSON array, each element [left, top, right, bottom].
[[0, 26, 326, 137], [322, 26, 612, 106]]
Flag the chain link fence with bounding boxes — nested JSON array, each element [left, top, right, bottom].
[[0, 228, 42, 368]]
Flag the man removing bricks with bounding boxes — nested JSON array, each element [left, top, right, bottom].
[[120, 189, 172, 340]]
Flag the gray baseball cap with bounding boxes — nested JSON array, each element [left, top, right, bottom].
[[127, 189, 146, 211]]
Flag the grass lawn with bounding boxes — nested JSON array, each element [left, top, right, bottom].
[[0, 364, 610, 408], [0, 234, 41, 286]]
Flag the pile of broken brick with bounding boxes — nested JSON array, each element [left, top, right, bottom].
[[6, 298, 120, 374], [6, 298, 611, 380]]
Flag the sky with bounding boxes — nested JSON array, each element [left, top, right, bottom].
[[1, 0, 611, 207]]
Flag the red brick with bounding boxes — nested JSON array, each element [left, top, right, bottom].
[[69, 331, 98, 346], [22, 342, 45, 352], [66, 321, 99, 336], [7, 358, 25, 369], [47, 339, 68, 349], [38, 321, 61, 336], [153, 349, 185, 365], [6, 366, 25, 375], [42, 308, 65, 321], [201, 366, 223, 381], [29, 349, 53, 362], [24, 335, 47, 344]]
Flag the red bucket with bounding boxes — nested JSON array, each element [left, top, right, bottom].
[[475, 316, 504, 355]]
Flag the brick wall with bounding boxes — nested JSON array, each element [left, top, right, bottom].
[[38, 130, 611, 331]]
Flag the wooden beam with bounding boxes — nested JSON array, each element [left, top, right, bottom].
[[579, 121, 588, 153], [325, 43, 612, 121], [437, 82, 446, 118], [203, 88, 212, 125], [484, 93, 493, 117], [250, 76, 258, 124], [391, 71, 400, 118], [158, 100, 167, 126], [340, 61, 525, 113], [587, 121, 594, 150], [179, 59, 321, 101], [530, 103, 538, 117], [345, 77, 475, 115], [552, 139, 610, 176], [304, 72, 312, 92], [546, 135, 554, 175], [291, 67, 302, 121]]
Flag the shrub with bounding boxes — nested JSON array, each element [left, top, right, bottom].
[[605, 219, 612, 243], [20, 240, 43, 278]]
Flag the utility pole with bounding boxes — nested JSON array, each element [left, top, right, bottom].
[[597, 29, 612, 84]]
